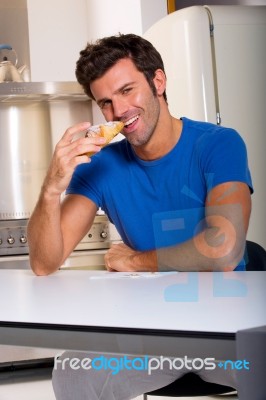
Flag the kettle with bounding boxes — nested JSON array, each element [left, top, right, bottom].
[[0, 44, 28, 82]]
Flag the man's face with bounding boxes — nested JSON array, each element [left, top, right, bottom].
[[90, 58, 162, 147]]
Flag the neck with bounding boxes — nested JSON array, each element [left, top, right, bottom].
[[133, 104, 183, 161]]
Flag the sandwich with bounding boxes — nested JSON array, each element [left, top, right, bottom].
[[85, 121, 124, 157]]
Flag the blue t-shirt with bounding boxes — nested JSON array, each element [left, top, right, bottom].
[[67, 118, 253, 269]]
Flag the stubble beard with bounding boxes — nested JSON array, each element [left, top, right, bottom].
[[126, 97, 160, 147]]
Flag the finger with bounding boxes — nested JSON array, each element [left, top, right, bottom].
[[69, 135, 107, 158], [61, 121, 92, 144], [104, 253, 111, 270], [105, 258, 113, 271], [57, 138, 105, 170]]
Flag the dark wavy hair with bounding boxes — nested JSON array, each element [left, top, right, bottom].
[[76, 33, 167, 102]]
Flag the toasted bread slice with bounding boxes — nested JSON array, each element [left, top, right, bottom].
[[85, 121, 124, 156]]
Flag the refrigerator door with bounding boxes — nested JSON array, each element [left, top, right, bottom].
[[144, 6, 266, 248], [206, 5, 266, 248]]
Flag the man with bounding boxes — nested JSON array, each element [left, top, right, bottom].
[[27, 34, 252, 398]]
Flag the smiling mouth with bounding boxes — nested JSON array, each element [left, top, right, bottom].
[[124, 115, 139, 128]]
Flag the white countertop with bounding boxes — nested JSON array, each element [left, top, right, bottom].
[[1, 269, 265, 335]]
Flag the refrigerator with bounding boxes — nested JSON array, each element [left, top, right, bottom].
[[144, 5, 266, 249]]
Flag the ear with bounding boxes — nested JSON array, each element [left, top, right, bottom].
[[153, 69, 166, 97]]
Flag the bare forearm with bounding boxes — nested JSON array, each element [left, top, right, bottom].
[[27, 190, 64, 276], [107, 225, 245, 272], [136, 188, 249, 272], [138, 226, 245, 272]]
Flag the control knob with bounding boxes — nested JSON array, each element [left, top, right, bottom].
[[7, 236, 15, 245], [20, 235, 27, 244], [100, 231, 108, 239]]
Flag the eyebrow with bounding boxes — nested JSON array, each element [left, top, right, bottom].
[[96, 81, 136, 107]]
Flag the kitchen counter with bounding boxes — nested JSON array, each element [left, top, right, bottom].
[[1, 269, 266, 360]]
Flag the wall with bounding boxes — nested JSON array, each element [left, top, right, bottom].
[[0, 0, 167, 82], [26, 0, 88, 81], [85, 0, 167, 40]]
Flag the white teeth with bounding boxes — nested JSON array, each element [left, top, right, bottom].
[[124, 115, 139, 126]]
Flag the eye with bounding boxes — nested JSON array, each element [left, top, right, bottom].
[[122, 87, 132, 95], [99, 99, 112, 110]]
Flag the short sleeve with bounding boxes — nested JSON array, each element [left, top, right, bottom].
[[197, 127, 253, 193]]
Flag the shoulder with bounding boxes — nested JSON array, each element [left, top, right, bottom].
[[182, 117, 247, 153], [182, 117, 241, 139]]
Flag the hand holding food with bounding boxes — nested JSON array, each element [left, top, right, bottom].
[[85, 121, 124, 156], [42, 121, 123, 198]]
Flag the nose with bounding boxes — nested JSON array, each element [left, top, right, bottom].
[[112, 96, 129, 120]]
